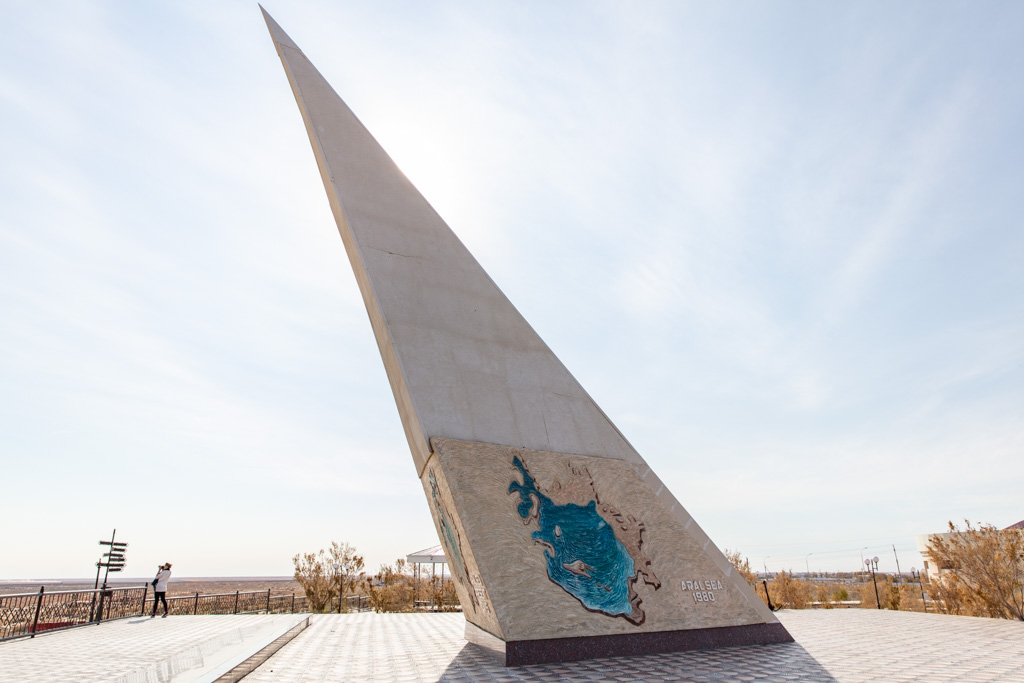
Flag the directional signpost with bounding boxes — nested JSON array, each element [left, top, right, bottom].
[[95, 529, 128, 590], [89, 529, 128, 622]]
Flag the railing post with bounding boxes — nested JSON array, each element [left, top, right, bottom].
[[267, 588, 271, 614], [140, 585, 149, 616], [30, 586, 44, 637], [291, 593, 295, 613], [194, 592, 199, 615], [96, 588, 107, 623], [233, 590, 239, 614], [761, 580, 776, 611]]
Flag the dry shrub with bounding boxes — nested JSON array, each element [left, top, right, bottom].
[[884, 578, 901, 610], [723, 549, 757, 585], [816, 584, 835, 609], [927, 521, 1024, 620], [927, 574, 971, 615], [367, 559, 416, 613], [427, 576, 460, 611], [726, 549, 776, 609], [899, 582, 927, 612], [767, 571, 813, 609], [292, 541, 364, 614], [856, 580, 880, 609]]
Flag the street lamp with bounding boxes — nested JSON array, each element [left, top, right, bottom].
[[865, 556, 880, 609], [911, 567, 927, 613], [332, 562, 341, 614]]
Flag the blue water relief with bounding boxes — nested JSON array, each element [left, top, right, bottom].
[[509, 456, 638, 619]]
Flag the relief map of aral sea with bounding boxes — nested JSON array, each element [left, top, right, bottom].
[[509, 456, 662, 625]]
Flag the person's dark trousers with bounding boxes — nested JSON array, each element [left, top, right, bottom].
[[152, 592, 168, 615]]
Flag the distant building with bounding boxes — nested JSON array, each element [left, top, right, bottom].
[[916, 520, 1023, 581], [916, 533, 951, 582]]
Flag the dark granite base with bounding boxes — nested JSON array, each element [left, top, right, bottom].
[[465, 620, 794, 667]]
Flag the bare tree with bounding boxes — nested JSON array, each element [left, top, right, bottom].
[[330, 541, 364, 612], [927, 521, 1024, 621], [293, 541, 364, 613], [293, 550, 332, 613]]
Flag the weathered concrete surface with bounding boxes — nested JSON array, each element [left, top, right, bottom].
[[423, 438, 775, 643], [262, 8, 641, 476]]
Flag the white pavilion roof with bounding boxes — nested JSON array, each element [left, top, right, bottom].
[[406, 545, 446, 564]]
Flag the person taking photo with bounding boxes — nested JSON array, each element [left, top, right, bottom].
[[151, 562, 172, 618]]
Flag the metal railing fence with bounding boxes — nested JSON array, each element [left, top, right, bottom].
[[0, 586, 311, 642], [413, 598, 463, 612], [163, 590, 309, 616], [0, 585, 147, 641], [331, 595, 370, 613]]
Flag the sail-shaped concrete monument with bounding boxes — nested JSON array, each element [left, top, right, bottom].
[[262, 8, 791, 665]]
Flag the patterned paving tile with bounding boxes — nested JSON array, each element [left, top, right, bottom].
[[2, 609, 1022, 682], [243, 610, 1024, 683], [0, 614, 305, 682]]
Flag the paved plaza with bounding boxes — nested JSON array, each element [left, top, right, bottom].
[[0, 614, 307, 682], [1, 609, 1023, 681]]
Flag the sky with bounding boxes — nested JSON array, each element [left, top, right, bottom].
[[1, 0, 1022, 581]]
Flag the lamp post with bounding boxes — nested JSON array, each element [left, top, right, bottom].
[[911, 568, 927, 612], [865, 556, 880, 609], [332, 562, 341, 614]]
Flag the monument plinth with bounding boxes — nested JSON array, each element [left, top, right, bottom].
[[262, 7, 791, 665]]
